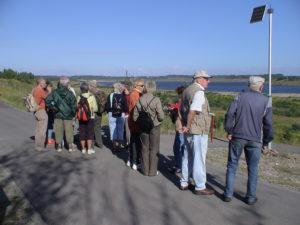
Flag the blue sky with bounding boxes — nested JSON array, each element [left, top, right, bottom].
[[0, 0, 299, 76]]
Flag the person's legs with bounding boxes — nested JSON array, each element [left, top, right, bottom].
[[54, 119, 64, 145], [140, 132, 150, 176], [224, 138, 246, 198], [115, 116, 125, 145], [178, 132, 185, 170], [86, 120, 95, 154], [149, 126, 160, 176], [129, 132, 139, 165], [180, 134, 192, 187], [94, 114, 103, 148], [173, 131, 181, 170], [124, 117, 130, 146], [193, 134, 208, 190], [64, 119, 74, 151], [79, 121, 87, 153], [244, 141, 262, 202], [34, 109, 48, 150]]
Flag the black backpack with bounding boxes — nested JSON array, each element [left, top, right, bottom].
[[136, 97, 155, 133], [111, 94, 123, 118]]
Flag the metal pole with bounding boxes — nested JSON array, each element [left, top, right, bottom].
[[267, 7, 273, 149]]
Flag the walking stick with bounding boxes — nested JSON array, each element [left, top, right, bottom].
[[209, 113, 215, 143]]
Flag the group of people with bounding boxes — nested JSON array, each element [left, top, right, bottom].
[[31, 70, 273, 205]]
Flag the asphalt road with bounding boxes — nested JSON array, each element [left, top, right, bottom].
[[0, 101, 299, 225]]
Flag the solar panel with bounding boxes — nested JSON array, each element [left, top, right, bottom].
[[250, 5, 266, 23]]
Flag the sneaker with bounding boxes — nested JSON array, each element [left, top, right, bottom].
[[82, 149, 86, 154], [194, 188, 215, 196], [47, 139, 55, 145], [245, 197, 257, 205], [222, 195, 232, 202], [126, 161, 131, 167], [87, 149, 95, 155], [57, 148, 62, 152], [179, 185, 189, 191], [132, 164, 137, 170]]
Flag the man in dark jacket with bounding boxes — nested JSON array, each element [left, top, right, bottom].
[[45, 77, 77, 152], [223, 76, 273, 205]]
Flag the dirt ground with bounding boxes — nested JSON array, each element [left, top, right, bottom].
[[207, 146, 300, 191]]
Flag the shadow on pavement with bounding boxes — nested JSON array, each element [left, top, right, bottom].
[[0, 187, 10, 224]]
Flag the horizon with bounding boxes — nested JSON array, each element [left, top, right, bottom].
[[1, 0, 300, 75]]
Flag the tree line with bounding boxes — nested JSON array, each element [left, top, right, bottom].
[[0, 69, 35, 83]]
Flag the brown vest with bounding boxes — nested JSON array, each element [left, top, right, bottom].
[[180, 82, 211, 135]]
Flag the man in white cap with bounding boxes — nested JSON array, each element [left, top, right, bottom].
[[180, 70, 214, 195], [223, 75, 273, 205]]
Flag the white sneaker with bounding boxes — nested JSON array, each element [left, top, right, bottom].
[[87, 149, 95, 155], [126, 161, 131, 167], [132, 164, 137, 170], [57, 148, 62, 152], [82, 149, 86, 154]]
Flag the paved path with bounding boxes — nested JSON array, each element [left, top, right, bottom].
[[0, 101, 299, 225]]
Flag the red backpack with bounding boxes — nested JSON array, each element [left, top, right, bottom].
[[76, 95, 91, 122]]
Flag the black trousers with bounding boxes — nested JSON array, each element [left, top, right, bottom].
[[140, 125, 160, 176], [129, 132, 141, 165]]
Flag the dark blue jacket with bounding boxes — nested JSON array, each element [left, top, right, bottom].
[[224, 90, 273, 145]]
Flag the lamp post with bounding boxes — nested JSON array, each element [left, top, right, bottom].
[[250, 5, 274, 149], [267, 7, 273, 149]]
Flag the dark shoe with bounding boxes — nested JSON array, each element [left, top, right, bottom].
[[179, 185, 189, 191], [245, 197, 257, 205], [222, 195, 232, 202], [194, 188, 215, 195]]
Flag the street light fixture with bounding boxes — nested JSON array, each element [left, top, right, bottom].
[[250, 5, 274, 149]]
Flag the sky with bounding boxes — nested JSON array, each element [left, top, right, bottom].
[[0, 0, 300, 76]]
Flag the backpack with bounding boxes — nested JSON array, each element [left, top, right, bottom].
[[136, 97, 155, 133], [23, 93, 39, 112], [111, 94, 123, 118], [76, 95, 91, 122], [94, 91, 106, 115]]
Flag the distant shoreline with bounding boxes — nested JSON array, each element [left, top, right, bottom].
[[213, 92, 300, 98]]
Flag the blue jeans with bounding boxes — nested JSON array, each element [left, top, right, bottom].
[[173, 132, 184, 169], [108, 112, 125, 141], [181, 134, 208, 190], [224, 138, 262, 201]]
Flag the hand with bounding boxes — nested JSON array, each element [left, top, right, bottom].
[[182, 126, 189, 134], [227, 134, 232, 141]]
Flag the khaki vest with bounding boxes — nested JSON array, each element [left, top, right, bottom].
[[180, 82, 211, 135]]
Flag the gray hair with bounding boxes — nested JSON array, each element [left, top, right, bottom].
[[144, 80, 156, 93], [88, 80, 98, 88], [249, 76, 265, 92], [113, 82, 124, 94], [80, 82, 89, 93], [59, 76, 70, 87]]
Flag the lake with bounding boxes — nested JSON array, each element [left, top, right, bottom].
[[98, 81, 300, 94]]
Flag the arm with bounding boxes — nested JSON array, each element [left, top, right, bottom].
[[182, 110, 196, 133], [182, 91, 204, 133], [133, 101, 140, 122], [155, 98, 164, 122], [224, 96, 238, 137]]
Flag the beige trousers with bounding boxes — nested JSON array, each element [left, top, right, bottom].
[[34, 109, 48, 150]]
